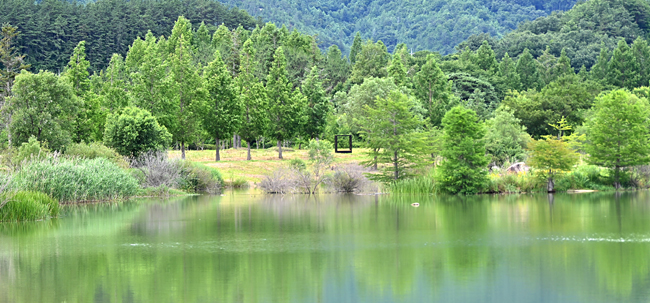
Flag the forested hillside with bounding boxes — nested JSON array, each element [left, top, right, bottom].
[[219, 0, 578, 54], [0, 0, 259, 71]]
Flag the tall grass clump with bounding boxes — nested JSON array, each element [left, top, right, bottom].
[[389, 174, 436, 194], [11, 157, 139, 203], [0, 191, 59, 222]]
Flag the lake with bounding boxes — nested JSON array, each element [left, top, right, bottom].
[[1, 191, 650, 303]]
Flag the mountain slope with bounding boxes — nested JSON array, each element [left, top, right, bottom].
[[221, 0, 578, 54]]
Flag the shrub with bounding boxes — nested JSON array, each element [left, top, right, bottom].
[[327, 164, 371, 193], [0, 191, 59, 222], [2, 136, 49, 168], [103, 106, 172, 157], [11, 157, 139, 202], [177, 161, 223, 194], [65, 142, 128, 168], [259, 168, 296, 194], [130, 152, 180, 188]]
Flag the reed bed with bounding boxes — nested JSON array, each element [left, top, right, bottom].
[[11, 157, 139, 203], [0, 191, 59, 222]]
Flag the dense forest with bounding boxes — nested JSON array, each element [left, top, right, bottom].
[[220, 0, 578, 54], [3, 0, 650, 193], [0, 0, 259, 71]]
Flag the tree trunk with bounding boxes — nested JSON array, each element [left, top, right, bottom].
[[247, 140, 252, 160], [277, 140, 283, 159], [614, 166, 621, 190], [299, 142, 302, 150], [547, 171, 554, 192], [394, 151, 399, 180], [216, 138, 221, 161], [373, 155, 378, 171], [181, 141, 186, 160], [256, 139, 259, 149]]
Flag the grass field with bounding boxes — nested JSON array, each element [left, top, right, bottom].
[[169, 147, 370, 185]]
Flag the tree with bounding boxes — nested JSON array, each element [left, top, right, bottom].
[[608, 39, 639, 89], [585, 90, 650, 189], [194, 22, 214, 68], [475, 41, 498, 73], [360, 90, 426, 181], [555, 48, 574, 78], [498, 52, 521, 91], [528, 136, 579, 192], [64, 41, 97, 143], [437, 106, 489, 194], [266, 46, 305, 159], [349, 32, 362, 65], [632, 37, 650, 87], [387, 53, 407, 86], [516, 48, 541, 91], [590, 46, 610, 83], [167, 17, 204, 159], [295, 139, 334, 194], [349, 40, 390, 84], [322, 45, 350, 94], [236, 39, 268, 161], [104, 107, 172, 157], [484, 106, 530, 167], [0, 23, 30, 146], [413, 54, 453, 127], [301, 66, 330, 140], [201, 51, 243, 161], [7, 70, 78, 150]]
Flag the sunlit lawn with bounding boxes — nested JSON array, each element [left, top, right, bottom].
[[169, 147, 370, 184]]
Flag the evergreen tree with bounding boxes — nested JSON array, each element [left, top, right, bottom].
[[124, 36, 146, 73], [64, 41, 97, 143], [536, 46, 557, 85], [413, 54, 453, 127], [498, 52, 521, 91], [168, 16, 204, 160], [194, 22, 214, 68], [387, 53, 407, 86], [555, 48, 574, 78], [322, 45, 350, 94], [267, 47, 304, 159], [437, 106, 489, 194], [237, 40, 269, 160], [632, 37, 650, 87], [349, 40, 390, 84], [585, 90, 650, 189], [475, 40, 498, 73], [608, 39, 639, 89], [0, 23, 30, 146], [349, 32, 362, 65], [301, 66, 329, 140], [201, 50, 242, 161], [590, 46, 610, 83], [360, 90, 426, 181], [212, 24, 236, 74], [516, 48, 541, 91]]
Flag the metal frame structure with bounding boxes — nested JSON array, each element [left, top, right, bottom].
[[334, 135, 352, 153]]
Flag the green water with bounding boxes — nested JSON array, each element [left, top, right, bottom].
[[1, 191, 650, 303]]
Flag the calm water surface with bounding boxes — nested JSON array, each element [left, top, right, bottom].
[[1, 191, 650, 303]]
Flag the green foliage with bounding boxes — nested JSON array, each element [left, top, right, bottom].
[[11, 157, 139, 202], [516, 48, 542, 91], [527, 136, 579, 191], [413, 54, 453, 127], [11, 136, 49, 165], [360, 90, 427, 181], [484, 106, 530, 167], [0, 0, 258, 72], [349, 40, 390, 84], [237, 40, 269, 160], [0, 191, 59, 222], [388, 169, 436, 194], [177, 161, 223, 193], [585, 89, 650, 188], [301, 67, 330, 140], [64, 142, 128, 168], [437, 106, 489, 194], [103, 107, 172, 157], [8, 70, 79, 150]]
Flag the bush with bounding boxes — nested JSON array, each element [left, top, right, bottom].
[[2, 136, 49, 168], [11, 157, 139, 202], [130, 152, 180, 188], [259, 168, 296, 194], [327, 164, 371, 193], [0, 191, 59, 222], [104, 106, 172, 157], [65, 142, 128, 168], [177, 161, 223, 194]]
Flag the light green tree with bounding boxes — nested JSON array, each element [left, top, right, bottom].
[[475, 41, 498, 73], [267, 46, 306, 159], [8, 70, 78, 150], [360, 90, 426, 181], [104, 106, 172, 157], [413, 54, 453, 127], [349, 40, 390, 84], [527, 136, 579, 192], [484, 106, 531, 167], [202, 51, 243, 161], [237, 40, 269, 161], [437, 106, 489, 194], [585, 90, 650, 189], [301, 66, 330, 140], [387, 53, 407, 87], [167, 16, 204, 159], [65, 41, 98, 143]]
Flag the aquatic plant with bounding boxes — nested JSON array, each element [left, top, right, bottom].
[[0, 191, 59, 222]]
